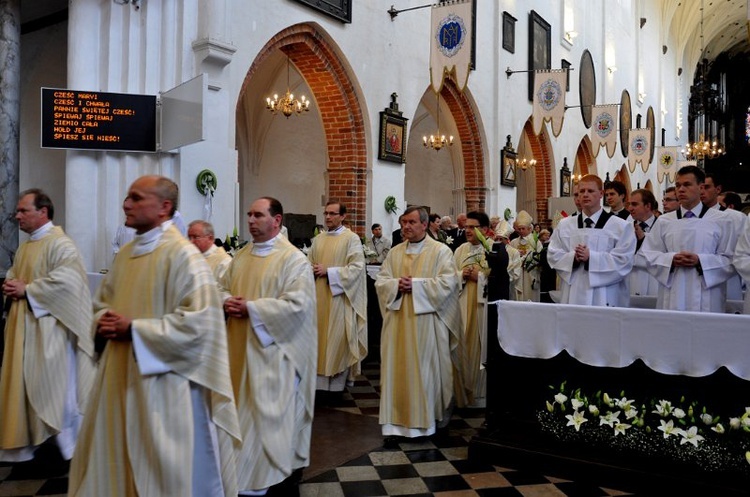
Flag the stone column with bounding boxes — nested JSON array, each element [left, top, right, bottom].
[[0, 0, 20, 276]]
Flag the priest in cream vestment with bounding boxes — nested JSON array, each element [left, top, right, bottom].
[[68, 176, 240, 497], [375, 206, 465, 440], [221, 197, 317, 495], [188, 220, 232, 282], [0, 189, 96, 463], [308, 201, 367, 392]]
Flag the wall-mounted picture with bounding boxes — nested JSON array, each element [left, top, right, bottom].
[[292, 0, 351, 23], [560, 167, 571, 196], [379, 112, 407, 163], [528, 10, 551, 101], [501, 148, 517, 187], [502, 12, 517, 53]]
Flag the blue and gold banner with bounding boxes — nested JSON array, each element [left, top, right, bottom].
[[532, 69, 567, 137], [590, 105, 618, 158], [657, 146, 681, 184], [430, 0, 472, 93], [627, 128, 651, 173]]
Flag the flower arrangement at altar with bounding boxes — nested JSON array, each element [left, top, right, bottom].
[[361, 238, 378, 260], [458, 228, 493, 271], [538, 381, 750, 475]]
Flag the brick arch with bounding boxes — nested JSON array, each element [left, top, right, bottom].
[[439, 79, 486, 212], [573, 135, 597, 178], [521, 119, 553, 224], [239, 24, 367, 235], [613, 165, 633, 195]]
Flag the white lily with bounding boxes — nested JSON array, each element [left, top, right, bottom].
[[625, 408, 639, 420], [746, 451, 750, 465], [546, 401, 555, 413], [742, 416, 750, 428], [599, 411, 620, 428], [602, 392, 614, 407], [729, 417, 741, 430], [571, 398, 584, 411], [588, 404, 599, 416], [711, 423, 725, 434], [616, 397, 634, 411], [652, 400, 672, 417], [445, 235, 454, 245], [678, 426, 704, 447], [565, 410, 588, 432], [700, 413, 713, 425], [613, 422, 631, 436], [658, 419, 678, 439], [554, 393, 568, 405], [673, 408, 686, 419]]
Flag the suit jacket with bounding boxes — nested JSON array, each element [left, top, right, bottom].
[[447, 228, 467, 251], [391, 228, 403, 246]]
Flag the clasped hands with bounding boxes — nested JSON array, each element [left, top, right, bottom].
[[96, 310, 132, 341], [397, 276, 413, 294], [672, 251, 700, 268], [574, 243, 590, 263], [2, 279, 27, 300], [224, 296, 249, 318], [312, 263, 328, 279], [462, 266, 479, 282]]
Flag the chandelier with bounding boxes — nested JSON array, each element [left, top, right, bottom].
[[265, 56, 310, 118], [516, 157, 537, 171], [682, 134, 723, 160], [684, 0, 725, 161], [423, 93, 453, 151]]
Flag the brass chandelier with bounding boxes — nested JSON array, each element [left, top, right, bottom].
[[265, 55, 310, 118], [423, 93, 453, 151]]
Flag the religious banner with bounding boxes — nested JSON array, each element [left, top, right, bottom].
[[590, 105, 618, 158], [656, 146, 681, 184], [627, 128, 651, 173], [430, 0, 473, 93], [532, 69, 567, 137]]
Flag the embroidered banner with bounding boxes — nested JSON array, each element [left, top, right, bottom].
[[656, 146, 681, 184], [627, 128, 650, 173], [590, 105, 618, 158], [429, 0, 473, 93], [532, 69, 567, 137]]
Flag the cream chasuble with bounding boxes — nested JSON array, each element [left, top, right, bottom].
[[221, 235, 317, 492], [510, 234, 543, 302], [68, 225, 240, 497], [376, 236, 464, 434], [204, 244, 232, 283], [307, 228, 367, 381], [0, 226, 95, 460], [454, 242, 491, 405]]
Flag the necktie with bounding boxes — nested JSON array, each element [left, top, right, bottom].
[[584, 218, 594, 228], [639, 221, 648, 231], [684, 211, 696, 219]]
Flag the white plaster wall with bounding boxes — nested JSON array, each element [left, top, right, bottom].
[[19, 22, 67, 230]]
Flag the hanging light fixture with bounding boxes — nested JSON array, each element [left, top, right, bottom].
[[423, 93, 453, 151], [516, 157, 537, 171], [684, 0, 725, 162], [265, 55, 310, 118]]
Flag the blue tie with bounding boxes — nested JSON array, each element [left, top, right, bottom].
[[684, 211, 696, 219]]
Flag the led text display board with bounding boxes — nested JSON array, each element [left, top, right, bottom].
[[41, 88, 157, 152]]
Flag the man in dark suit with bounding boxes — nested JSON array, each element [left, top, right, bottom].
[[391, 214, 404, 245], [447, 212, 467, 251], [604, 180, 631, 220]]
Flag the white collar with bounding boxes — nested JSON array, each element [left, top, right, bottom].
[[203, 244, 218, 257], [251, 233, 283, 256], [405, 236, 427, 254], [29, 221, 54, 241], [326, 225, 345, 235], [583, 208, 603, 226], [131, 220, 174, 257]]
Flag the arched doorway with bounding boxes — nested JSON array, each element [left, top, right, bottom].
[[405, 77, 487, 217], [236, 24, 368, 237], [515, 119, 553, 225]]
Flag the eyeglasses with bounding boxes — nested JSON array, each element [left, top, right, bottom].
[[662, 197, 678, 203], [323, 211, 341, 216]]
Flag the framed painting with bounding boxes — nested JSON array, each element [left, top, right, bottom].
[[560, 167, 572, 197], [501, 148, 517, 187], [561, 59, 571, 92], [379, 112, 407, 163], [528, 10, 551, 101], [502, 11, 517, 53], [292, 0, 352, 23]]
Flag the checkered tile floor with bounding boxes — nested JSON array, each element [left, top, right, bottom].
[[302, 363, 634, 496], [0, 362, 633, 496]]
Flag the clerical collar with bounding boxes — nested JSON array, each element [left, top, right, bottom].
[[326, 225, 345, 235], [131, 220, 174, 257], [251, 233, 283, 256], [582, 208, 603, 226], [30, 221, 54, 241], [405, 236, 427, 254]]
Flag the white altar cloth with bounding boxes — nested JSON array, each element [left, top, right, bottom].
[[496, 300, 750, 380]]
